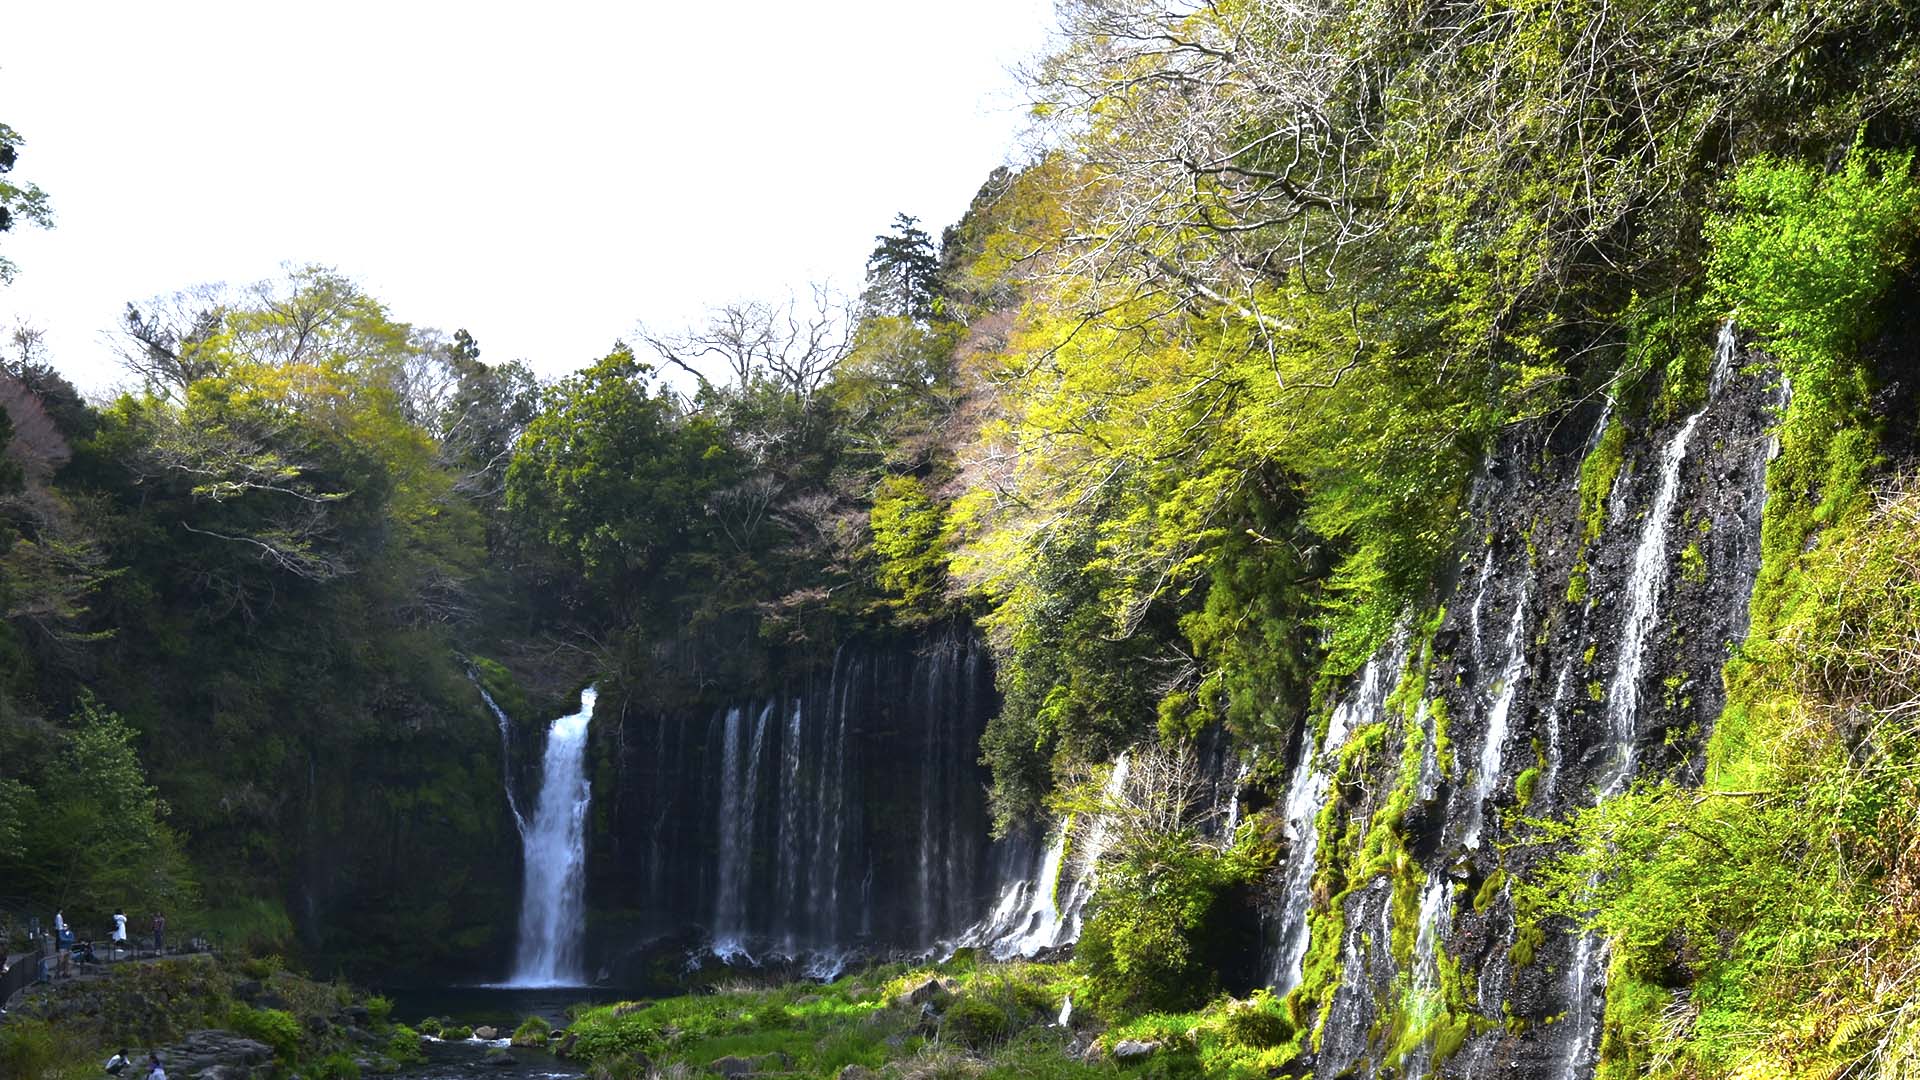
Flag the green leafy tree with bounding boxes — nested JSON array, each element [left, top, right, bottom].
[[0, 121, 52, 283], [1067, 747, 1262, 1012], [1, 696, 199, 917], [862, 213, 940, 321], [505, 346, 740, 626]]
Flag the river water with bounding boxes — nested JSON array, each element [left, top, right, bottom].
[[381, 985, 622, 1080], [399, 1039, 582, 1080]]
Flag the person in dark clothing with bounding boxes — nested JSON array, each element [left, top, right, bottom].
[[151, 912, 165, 953]]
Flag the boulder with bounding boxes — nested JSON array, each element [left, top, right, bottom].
[[897, 977, 955, 1010], [482, 1047, 514, 1068], [473, 1026, 499, 1040], [836, 1066, 880, 1080], [157, 1031, 274, 1078], [1112, 1039, 1162, 1062]]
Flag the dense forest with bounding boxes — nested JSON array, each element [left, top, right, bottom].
[[6, 0, 1920, 1077]]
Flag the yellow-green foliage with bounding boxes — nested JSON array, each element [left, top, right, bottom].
[[0, 1019, 91, 1080], [511, 1014, 551, 1047], [1514, 767, 1540, 808], [1578, 414, 1628, 547], [868, 474, 951, 620], [385, 1025, 425, 1065], [941, 997, 1011, 1049], [1509, 923, 1546, 969], [1105, 989, 1308, 1078], [1475, 870, 1508, 913], [227, 1005, 303, 1060], [564, 963, 1083, 1077], [1527, 145, 1920, 1080], [1070, 748, 1267, 1013]]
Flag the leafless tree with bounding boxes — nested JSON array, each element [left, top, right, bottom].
[[0, 369, 69, 483], [118, 288, 226, 397], [642, 286, 851, 399], [396, 328, 462, 431]]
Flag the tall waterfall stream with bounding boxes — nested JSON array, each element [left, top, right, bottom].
[[504, 687, 597, 987]]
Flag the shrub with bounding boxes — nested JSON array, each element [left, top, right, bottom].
[[1219, 990, 1291, 1048], [310, 1052, 362, 1080], [365, 994, 394, 1029], [415, 1017, 444, 1038], [237, 954, 285, 980], [386, 1025, 426, 1066], [0, 1019, 66, 1080], [441, 1024, 473, 1041], [941, 997, 1010, 1049], [512, 1015, 552, 1047], [559, 1005, 662, 1063], [1068, 748, 1262, 1014], [228, 1004, 303, 1059]]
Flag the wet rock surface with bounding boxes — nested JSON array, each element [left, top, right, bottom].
[[153, 1030, 273, 1078], [1259, 331, 1780, 1080]]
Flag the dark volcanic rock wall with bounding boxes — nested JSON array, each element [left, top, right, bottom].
[[1271, 327, 1780, 1079], [587, 633, 1001, 971]]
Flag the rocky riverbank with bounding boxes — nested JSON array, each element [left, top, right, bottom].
[[0, 953, 423, 1080]]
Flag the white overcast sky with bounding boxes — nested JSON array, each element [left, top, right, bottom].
[[0, 1, 1057, 393]]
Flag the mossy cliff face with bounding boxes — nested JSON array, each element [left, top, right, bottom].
[[1266, 332, 1780, 1080]]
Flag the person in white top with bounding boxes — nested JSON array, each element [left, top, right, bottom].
[[112, 910, 128, 942], [104, 1049, 131, 1075]]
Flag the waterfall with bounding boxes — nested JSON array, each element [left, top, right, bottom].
[[1462, 572, 1532, 849], [1219, 753, 1256, 847], [965, 829, 1069, 957], [777, 699, 806, 955], [1270, 647, 1399, 994], [1539, 660, 1573, 804], [1556, 321, 1739, 1080], [958, 753, 1132, 959], [1055, 755, 1131, 945], [807, 651, 856, 949], [1400, 875, 1457, 1080], [504, 686, 597, 987], [713, 701, 773, 960], [1321, 878, 1396, 1075], [476, 682, 527, 832], [665, 637, 995, 965]]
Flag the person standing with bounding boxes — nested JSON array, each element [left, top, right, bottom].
[[52, 908, 66, 945], [112, 909, 128, 956], [151, 912, 166, 954]]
